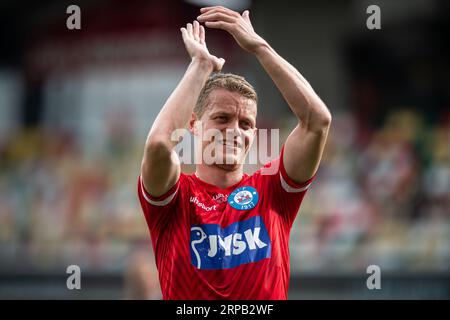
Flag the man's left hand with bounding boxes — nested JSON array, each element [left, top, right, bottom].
[[197, 6, 267, 54]]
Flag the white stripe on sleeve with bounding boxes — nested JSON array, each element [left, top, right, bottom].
[[279, 172, 311, 193], [141, 177, 179, 206]]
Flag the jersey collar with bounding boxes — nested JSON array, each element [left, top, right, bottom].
[[193, 172, 249, 193]]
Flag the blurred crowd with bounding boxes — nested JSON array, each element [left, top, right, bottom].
[[0, 108, 449, 289], [290, 109, 450, 272]]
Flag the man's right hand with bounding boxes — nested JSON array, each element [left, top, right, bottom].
[[141, 21, 222, 198], [181, 20, 225, 72]]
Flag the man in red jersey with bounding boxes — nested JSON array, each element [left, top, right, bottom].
[[137, 6, 331, 299]]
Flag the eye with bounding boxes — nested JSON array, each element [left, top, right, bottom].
[[240, 121, 252, 130], [215, 116, 228, 122]]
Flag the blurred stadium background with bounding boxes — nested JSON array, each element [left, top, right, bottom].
[[0, 0, 449, 299]]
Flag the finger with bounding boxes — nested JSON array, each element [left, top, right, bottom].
[[242, 10, 251, 23], [200, 7, 212, 12], [180, 27, 188, 41], [193, 20, 200, 41], [204, 21, 234, 32], [201, 7, 239, 18], [199, 25, 205, 44], [201, 6, 235, 13], [186, 23, 193, 37], [198, 12, 236, 23], [200, 6, 216, 13]]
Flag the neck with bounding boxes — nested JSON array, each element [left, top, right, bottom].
[[195, 164, 243, 189]]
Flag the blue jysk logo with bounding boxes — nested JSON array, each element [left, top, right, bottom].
[[190, 216, 271, 270], [228, 186, 259, 210]]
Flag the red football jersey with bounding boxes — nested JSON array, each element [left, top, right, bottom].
[[137, 145, 315, 300]]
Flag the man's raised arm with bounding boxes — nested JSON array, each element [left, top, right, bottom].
[[254, 39, 332, 184], [141, 21, 224, 197], [198, 7, 331, 183]]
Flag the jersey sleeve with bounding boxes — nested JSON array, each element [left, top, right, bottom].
[[257, 144, 316, 228], [137, 174, 183, 233]]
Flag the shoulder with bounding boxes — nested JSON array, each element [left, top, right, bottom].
[[249, 145, 316, 193], [137, 172, 190, 208]]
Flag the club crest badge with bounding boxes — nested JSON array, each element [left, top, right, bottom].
[[228, 186, 259, 210]]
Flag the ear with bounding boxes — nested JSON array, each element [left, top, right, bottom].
[[189, 113, 199, 135]]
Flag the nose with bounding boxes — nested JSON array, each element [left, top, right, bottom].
[[227, 119, 241, 135], [223, 120, 242, 143]]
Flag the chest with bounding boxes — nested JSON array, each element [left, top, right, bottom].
[[184, 186, 285, 268], [188, 186, 266, 225]]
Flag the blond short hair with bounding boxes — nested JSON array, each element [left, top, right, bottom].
[[194, 73, 258, 118]]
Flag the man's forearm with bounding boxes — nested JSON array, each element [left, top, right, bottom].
[[146, 58, 213, 149], [254, 43, 331, 131]]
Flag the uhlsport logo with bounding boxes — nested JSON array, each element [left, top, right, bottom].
[[190, 216, 271, 270], [228, 186, 259, 210]]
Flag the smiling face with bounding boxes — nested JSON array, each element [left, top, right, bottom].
[[193, 88, 257, 171]]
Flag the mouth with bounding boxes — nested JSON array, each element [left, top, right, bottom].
[[219, 141, 242, 148]]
